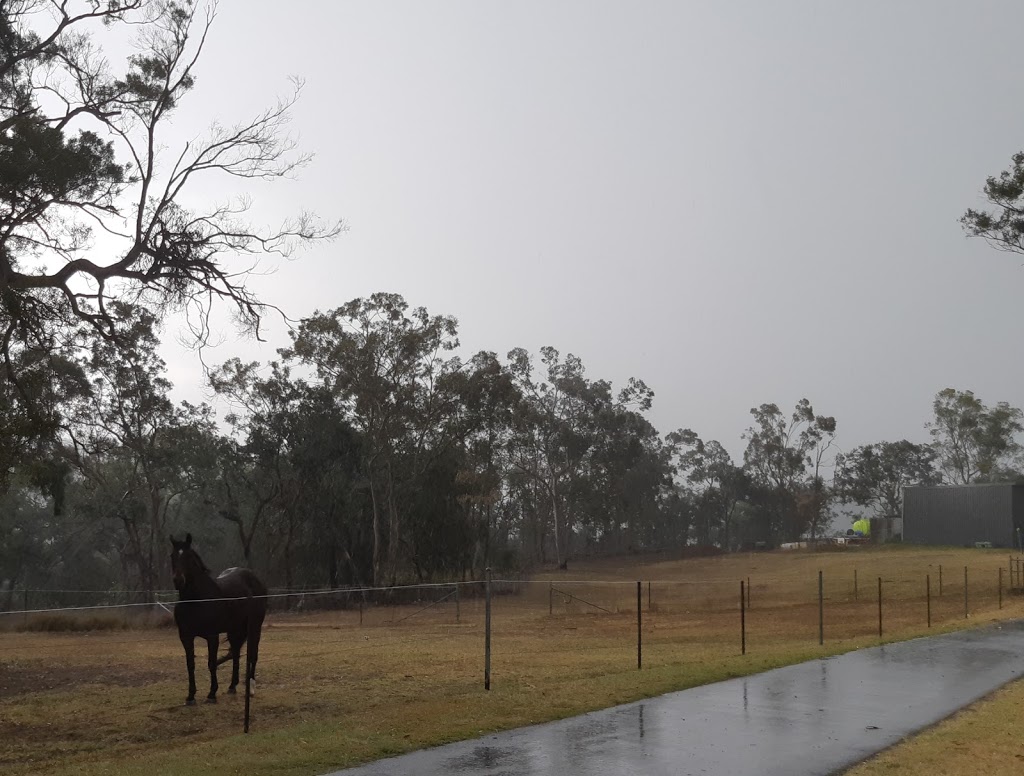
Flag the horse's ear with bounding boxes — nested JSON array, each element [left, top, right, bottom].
[[185, 533, 192, 548]]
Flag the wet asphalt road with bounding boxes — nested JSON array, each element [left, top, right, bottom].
[[323, 621, 1024, 776]]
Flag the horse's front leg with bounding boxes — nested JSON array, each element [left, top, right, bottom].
[[181, 635, 197, 706], [205, 636, 219, 703]]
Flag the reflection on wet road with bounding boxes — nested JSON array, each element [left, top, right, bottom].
[[323, 621, 1024, 776]]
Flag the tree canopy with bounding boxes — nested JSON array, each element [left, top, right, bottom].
[[963, 151, 1024, 256], [1, 0, 338, 398], [927, 388, 1023, 484]]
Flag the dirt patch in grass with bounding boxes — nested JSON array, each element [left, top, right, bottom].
[[0, 658, 173, 697]]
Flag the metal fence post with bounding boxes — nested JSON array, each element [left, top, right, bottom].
[[877, 577, 883, 638], [818, 570, 824, 646], [23, 588, 28, 626], [244, 640, 251, 734], [244, 592, 254, 734], [964, 566, 968, 619], [939, 565, 943, 597], [740, 580, 746, 655], [648, 580, 652, 611], [485, 568, 492, 691], [549, 582, 553, 616], [455, 583, 460, 624], [926, 574, 931, 628], [636, 581, 642, 670], [999, 568, 1003, 610]]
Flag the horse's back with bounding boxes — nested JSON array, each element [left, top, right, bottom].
[[216, 567, 268, 618]]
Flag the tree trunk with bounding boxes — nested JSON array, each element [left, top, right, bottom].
[[387, 489, 400, 585], [484, 500, 492, 573], [368, 470, 382, 586], [327, 540, 338, 589], [548, 471, 565, 569]]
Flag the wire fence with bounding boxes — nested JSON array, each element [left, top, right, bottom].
[[2, 555, 1023, 742]]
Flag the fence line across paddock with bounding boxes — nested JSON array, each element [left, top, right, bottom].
[[0, 581, 494, 616], [3, 562, 1022, 615], [1, 573, 881, 600], [4, 564, 1021, 640], [7, 564, 1005, 608], [3, 561, 1024, 739]]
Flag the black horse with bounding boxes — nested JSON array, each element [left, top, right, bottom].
[[169, 534, 267, 706]]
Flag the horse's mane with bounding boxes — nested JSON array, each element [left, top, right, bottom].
[[191, 549, 212, 575]]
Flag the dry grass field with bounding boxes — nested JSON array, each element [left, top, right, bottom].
[[1, 544, 1021, 776]]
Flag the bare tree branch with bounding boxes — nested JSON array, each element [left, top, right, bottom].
[[1, 0, 343, 370]]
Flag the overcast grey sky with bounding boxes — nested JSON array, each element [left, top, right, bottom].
[[156, 1, 1024, 460]]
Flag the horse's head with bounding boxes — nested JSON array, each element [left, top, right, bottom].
[[169, 533, 208, 592]]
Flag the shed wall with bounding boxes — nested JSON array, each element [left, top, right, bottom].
[[1013, 491, 1024, 551], [903, 485, 1017, 547]]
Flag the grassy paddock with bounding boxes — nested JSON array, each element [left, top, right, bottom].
[[0, 545, 1021, 776]]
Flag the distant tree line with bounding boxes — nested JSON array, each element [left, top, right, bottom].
[[5, 291, 1024, 599]]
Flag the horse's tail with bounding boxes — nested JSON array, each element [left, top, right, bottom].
[[243, 569, 268, 599], [240, 569, 268, 618]]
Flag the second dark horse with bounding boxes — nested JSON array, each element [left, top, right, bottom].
[[170, 534, 267, 705]]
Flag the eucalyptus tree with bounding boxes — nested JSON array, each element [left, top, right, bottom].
[[277, 386, 365, 588], [963, 150, 1024, 258], [449, 350, 522, 574], [573, 386, 670, 554], [927, 388, 1023, 484], [208, 358, 303, 567], [742, 399, 837, 543], [65, 302, 214, 595], [504, 347, 591, 568], [0, 477, 56, 606], [210, 356, 364, 585], [834, 440, 940, 521], [284, 293, 465, 585], [0, 473, 119, 604], [667, 429, 745, 549], [505, 346, 655, 567], [0, 344, 87, 497]]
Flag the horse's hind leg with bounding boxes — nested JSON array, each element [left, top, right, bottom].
[[204, 636, 219, 703], [226, 632, 244, 694], [246, 621, 263, 697]]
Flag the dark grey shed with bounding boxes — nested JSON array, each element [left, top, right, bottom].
[[903, 484, 1024, 548]]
